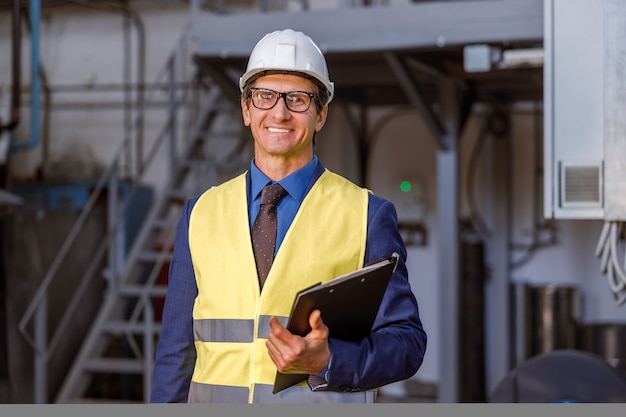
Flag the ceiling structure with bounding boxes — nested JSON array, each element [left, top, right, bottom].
[[191, 0, 544, 117], [0, 1, 545, 110]]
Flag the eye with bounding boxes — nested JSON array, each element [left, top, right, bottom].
[[287, 93, 307, 105], [257, 90, 276, 101], [287, 94, 303, 104]]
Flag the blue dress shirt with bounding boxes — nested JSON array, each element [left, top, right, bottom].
[[248, 156, 319, 255]]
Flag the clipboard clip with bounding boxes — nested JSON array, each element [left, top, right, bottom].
[[365, 252, 400, 270]]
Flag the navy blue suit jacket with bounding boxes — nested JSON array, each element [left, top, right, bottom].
[[151, 163, 427, 402]]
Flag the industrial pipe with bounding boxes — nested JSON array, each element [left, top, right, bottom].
[[0, 0, 21, 132], [9, 0, 40, 153]]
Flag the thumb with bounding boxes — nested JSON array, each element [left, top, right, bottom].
[[268, 315, 280, 329], [309, 309, 325, 331]]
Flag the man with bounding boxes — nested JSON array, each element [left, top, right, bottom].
[[151, 28, 427, 403]]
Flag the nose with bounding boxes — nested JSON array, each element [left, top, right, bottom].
[[268, 95, 292, 119]]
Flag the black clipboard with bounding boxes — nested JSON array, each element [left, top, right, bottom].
[[272, 252, 399, 394]]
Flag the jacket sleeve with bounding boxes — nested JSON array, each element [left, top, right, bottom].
[[150, 197, 199, 402], [320, 194, 427, 392]]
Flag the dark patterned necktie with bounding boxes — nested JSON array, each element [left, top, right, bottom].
[[252, 183, 287, 289]]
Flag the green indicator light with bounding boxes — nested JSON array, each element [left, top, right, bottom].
[[400, 181, 412, 193]]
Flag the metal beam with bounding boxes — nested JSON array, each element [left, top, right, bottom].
[[406, 56, 445, 80], [192, 0, 543, 58], [196, 64, 242, 106], [384, 52, 449, 151]]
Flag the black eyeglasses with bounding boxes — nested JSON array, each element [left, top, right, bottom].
[[249, 88, 317, 113]]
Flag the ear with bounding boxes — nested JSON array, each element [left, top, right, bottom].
[[315, 105, 328, 132], [241, 98, 251, 126]]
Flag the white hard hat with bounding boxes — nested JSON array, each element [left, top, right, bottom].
[[239, 29, 334, 105]]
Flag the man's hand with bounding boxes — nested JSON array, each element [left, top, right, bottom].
[[266, 309, 330, 375]]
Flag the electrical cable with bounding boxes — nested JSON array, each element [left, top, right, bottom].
[[596, 220, 626, 305], [464, 103, 557, 269], [609, 222, 626, 285], [465, 111, 493, 240], [595, 220, 611, 258], [600, 235, 611, 274], [509, 102, 557, 269]]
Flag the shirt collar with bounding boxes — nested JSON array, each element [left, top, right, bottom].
[[250, 156, 320, 203]]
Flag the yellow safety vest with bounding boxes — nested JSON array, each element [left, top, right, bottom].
[[187, 169, 372, 403]]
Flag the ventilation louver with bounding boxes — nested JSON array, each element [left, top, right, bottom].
[[560, 162, 603, 209]]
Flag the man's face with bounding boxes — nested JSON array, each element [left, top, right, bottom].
[[241, 73, 328, 171]]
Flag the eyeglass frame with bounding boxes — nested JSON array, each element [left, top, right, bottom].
[[248, 87, 319, 113]]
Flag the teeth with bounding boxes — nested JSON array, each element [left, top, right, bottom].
[[268, 127, 290, 133]]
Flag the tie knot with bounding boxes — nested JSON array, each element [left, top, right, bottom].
[[261, 183, 287, 206]]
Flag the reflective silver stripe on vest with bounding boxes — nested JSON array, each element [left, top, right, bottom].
[[193, 319, 254, 343], [188, 381, 249, 403], [193, 317, 290, 342], [253, 384, 375, 403], [188, 381, 375, 403], [257, 315, 288, 339]]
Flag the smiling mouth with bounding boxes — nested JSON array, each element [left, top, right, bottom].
[[267, 127, 290, 133]]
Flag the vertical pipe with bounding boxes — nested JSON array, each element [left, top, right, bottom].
[[10, 0, 40, 153], [543, 0, 555, 219], [123, 8, 132, 178], [168, 58, 178, 181], [120, 4, 147, 177], [10, 0, 21, 126], [437, 77, 459, 403], [34, 295, 47, 403], [143, 301, 154, 402], [134, 13, 146, 177], [458, 233, 486, 402], [28, 4, 44, 400], [107, 163, 120, 293], [489, 110, 512, 393], [0, 0, 21, 131]]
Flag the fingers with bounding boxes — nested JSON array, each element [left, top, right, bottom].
[[268, 315, 285, 334], [308, 309, 324, 331], [267, 317, 303, 373], [267, 317, 290, 368]]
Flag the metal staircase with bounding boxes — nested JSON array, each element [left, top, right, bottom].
[[18, 19, 251, 403]]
